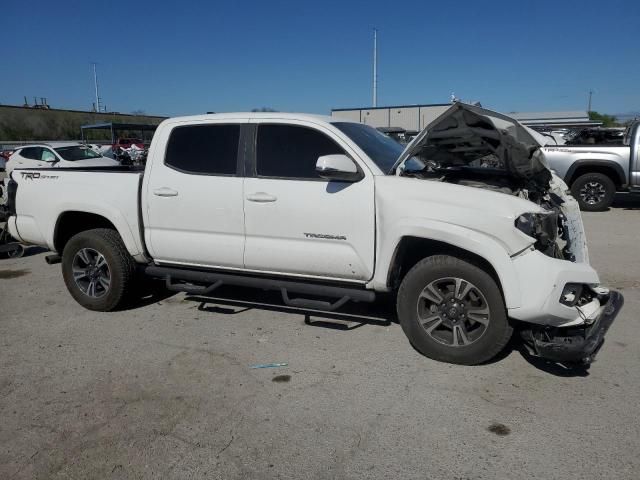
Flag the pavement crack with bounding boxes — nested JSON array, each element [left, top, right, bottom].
[[217, 429, 234, 456]]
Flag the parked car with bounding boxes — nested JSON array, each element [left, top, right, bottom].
[[543, 121, 640, 210], [5, 143, 119, 176], [1, 149, 15, 162], [5, 104, 623, 366]]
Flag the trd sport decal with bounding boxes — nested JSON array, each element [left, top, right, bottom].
[[20, 172, 59, 180], [304, 233, 347, 240]]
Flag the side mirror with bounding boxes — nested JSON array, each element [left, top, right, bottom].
[[315, 154, 362, 182]]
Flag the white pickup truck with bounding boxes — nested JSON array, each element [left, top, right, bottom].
[[4, 104, 623, 366]]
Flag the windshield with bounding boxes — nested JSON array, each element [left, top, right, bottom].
[[54, 146, 102, 161], [332, 122, 404, 173]]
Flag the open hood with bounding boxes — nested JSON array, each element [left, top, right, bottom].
[[392, 103, 549, 179]]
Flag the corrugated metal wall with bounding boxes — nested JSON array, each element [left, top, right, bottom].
[[331, 110, 361, 123], [389, 107, 419, 131], [418, 105, 450, 129], [331, 105, 452, 131], [361, 109, 389, 127]]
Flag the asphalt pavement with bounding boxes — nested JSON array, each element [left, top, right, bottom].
[[1, 194, 639, 479]]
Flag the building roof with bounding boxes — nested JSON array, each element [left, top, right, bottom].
[[80, 122, 160, 131], [332, 103, 451, 112], [509, 111, 589, 121]]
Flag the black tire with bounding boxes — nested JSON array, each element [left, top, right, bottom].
[[397, 255, 512, 365], [61, 228, 135, 311], [7, 244, 24, 258], [0, 244, 24, 260], [570, 172, 616, 211]]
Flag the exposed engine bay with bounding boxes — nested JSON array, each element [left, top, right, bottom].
[[396, 103, 588, 264]]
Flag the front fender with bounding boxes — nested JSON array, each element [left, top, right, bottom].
[[370, 219, 524, 309]]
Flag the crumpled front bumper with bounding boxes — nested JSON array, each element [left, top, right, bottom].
[[522, 289, 624, 364]]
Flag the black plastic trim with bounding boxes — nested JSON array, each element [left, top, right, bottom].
[[145, 265, 376, 304], [12, 165, 142, 173]]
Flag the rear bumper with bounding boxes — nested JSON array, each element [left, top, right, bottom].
[[522, 290, 624, 364]]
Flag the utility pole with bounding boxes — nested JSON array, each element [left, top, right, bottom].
[[372, 28, 378, 107], [92, 62, 101, 112], [587, 89, 593, 112]]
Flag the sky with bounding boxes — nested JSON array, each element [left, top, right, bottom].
[[1, 0, 638, 117]]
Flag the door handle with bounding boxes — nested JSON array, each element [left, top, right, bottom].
[[246, 192, 277, 203], [153, 187, 179, 197]]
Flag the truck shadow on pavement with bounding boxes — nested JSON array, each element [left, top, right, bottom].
[[177, 285, 591, 377], [611, 192, 640, 210]]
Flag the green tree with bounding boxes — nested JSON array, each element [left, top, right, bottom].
[[588, 111, 619, 127]]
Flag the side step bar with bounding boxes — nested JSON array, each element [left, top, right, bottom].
[[144, 265, 376, 312]]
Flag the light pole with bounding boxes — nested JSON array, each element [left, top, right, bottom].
[[372, 28, 378, 107]]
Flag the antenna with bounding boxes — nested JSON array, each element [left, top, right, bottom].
[[372, 28, 378, 107], [587, 89, 593, 112]]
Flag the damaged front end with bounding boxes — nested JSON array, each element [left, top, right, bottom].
[[393, 103, 623, 364], [521, 288, 624, 365], [394, 102, 587, 263]]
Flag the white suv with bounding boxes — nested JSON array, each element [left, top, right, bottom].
[[6, 143, 118, 176]]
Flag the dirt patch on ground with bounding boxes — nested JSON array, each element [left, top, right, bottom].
[[0, 269, 30, 279]]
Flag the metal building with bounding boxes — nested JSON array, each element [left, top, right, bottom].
[[508, 111, 600, 129], [331, 104, 452, 133], [331, 105, 600, 132]]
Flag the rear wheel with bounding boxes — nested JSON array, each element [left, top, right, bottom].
[[570, 172, 616, 211], [61, 228, 135, 311], [397, 255, 512, 365]]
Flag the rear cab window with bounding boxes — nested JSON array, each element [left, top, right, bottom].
[[165, 124, 241, 175]]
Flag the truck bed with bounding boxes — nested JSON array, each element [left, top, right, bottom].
[[9, 167, 146, 258]]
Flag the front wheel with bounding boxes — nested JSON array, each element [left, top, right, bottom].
[[397, 255, 512, 365], [61, 228, 135, 311], [570, 172, 616, 211]]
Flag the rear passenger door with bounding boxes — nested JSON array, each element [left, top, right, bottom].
[[144, 121, 247, 268], [242, 121, 375, 281]]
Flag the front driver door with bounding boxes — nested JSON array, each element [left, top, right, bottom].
[[243, 122, 375, 281]]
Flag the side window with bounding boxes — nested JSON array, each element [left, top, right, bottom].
[[165, 124, 240, 175], [256, 124, 346, 179], [20, 147, 42, 160], [41, 149, 56, 161]]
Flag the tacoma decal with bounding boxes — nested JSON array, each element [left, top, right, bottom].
[[304, 233, 347, 240]]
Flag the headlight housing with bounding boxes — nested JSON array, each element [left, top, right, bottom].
[[515, 212, 564, 259]]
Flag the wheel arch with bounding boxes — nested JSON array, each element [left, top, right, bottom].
[[374, 229, 523, 309], [53, 211, 137, 256], [565, 160, 625, 188]]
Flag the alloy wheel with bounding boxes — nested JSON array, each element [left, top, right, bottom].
[[579, 181, 606, 205], [416, 277, 491, 347], [72, 248, 111, 298]]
